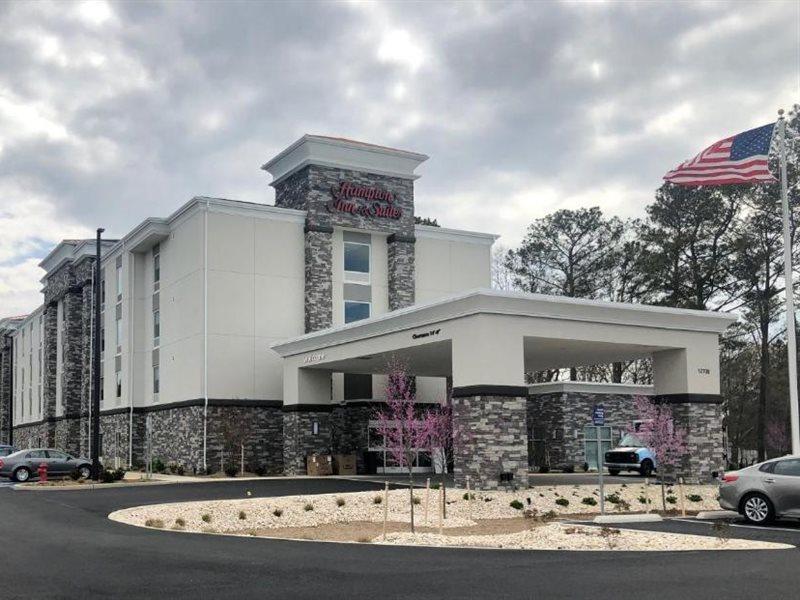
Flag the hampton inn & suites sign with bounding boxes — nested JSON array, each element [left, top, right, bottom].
[[327, 181, 402, 220]]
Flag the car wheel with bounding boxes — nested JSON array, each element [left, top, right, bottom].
[[79, 465, 91, 479], [608, 469, 620, 476], [639, 460, 654, 477], [13, 467, 30, 483], [741, 493, 774, 525]]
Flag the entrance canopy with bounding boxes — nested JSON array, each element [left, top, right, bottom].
[[271, 289, 736, 405]]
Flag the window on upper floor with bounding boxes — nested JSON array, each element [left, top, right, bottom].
[[153, 365, 160, 395], [344, 241, 370, 284], [153, 245, 160, 288], [115, 371, 122, 399], [116, 263, 123, 299], [116, 316, 123, 349], [153, 311, 160, 347], [344, 300, 371, 324]]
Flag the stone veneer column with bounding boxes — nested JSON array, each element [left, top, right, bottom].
[[41, 304, 58, 447], [303, 225, 333, 333], [0, 336, 11, 445], [452, 393, 529, 490], [79, 282, 94, 457], [670, 400, 724, 483], [60, 289, 84, 456], [387, 235, 415, 310], [282, 410, 333, 475]]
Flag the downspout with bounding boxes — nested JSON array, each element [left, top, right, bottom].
[[203, 199, 209, 472]]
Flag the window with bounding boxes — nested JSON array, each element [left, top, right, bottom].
[[100, 372, 104, 402], [116, 316, 122, 347], [344, 300, 370, 324], [27, 450, 46, 459], [116, 263, 123, 298], [153, 365, 160, 395], [344, 373, 372, 400], [153, 311, 160, 347], [344, 241, 370, 284], [773, 459, 800, 477], [115, 372, 122, 399], [101, 276, 106, 308], [153, 245, 160, 286], [100, 326, 105, 354]]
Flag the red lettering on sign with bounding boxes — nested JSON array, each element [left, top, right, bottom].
[[327, 182, 402, 220]]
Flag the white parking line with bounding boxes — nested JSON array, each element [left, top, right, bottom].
[[672, 517, 800, 534]]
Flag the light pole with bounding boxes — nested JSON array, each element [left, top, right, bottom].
[[91, 228, 104, 480]]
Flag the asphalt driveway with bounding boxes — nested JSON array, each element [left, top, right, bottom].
[[2, 478, 799, 600]]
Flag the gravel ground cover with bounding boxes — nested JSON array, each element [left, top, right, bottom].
[[110, 483, 722, 532], [109, 485, 793, 551], [379, 525, 792, 551]]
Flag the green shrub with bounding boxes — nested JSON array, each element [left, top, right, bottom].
[[638, 496, 651, 504], [542, 510, 558, 521], [304, 503, 314, 512], [254, 464, 268, 477], [687, 494, 703, 503], [510, 499, 524, 510], [581, 497, 598, 506], [605, 493, 621, 504], [562, 464, 575, 474], [151, 458, 166, 474], [176, 465, 185, 476], [238, 511, 247, 520], [201, 513, 212, 523], [373, 495, 383, 505], [666, 495, 677, 505], [101, 469, 116, 484], [113, 468, 125, 481], [462, 492, 475, 500], [174, 518, 186, 527], [224, 465, 238, 478], [555, 497, 569, 507], [272, 508, 283, 517], [145, 518, 164, 528], [69, 468, 82, 481], [430, 482, 440, 490], [539, 465, 550, 474], [336, 497, 346, 507], [412, 496, 421, 505]]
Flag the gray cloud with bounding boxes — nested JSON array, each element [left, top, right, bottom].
[[0, 0, 797, 315]]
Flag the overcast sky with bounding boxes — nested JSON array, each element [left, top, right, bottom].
[[1, 0, 798, 316]]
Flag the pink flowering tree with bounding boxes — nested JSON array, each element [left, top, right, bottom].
[[374, 360, 430, 533], [422, 393, 469, 518], [630, 395, 688, 511]]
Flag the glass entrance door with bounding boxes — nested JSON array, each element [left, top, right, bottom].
[[584, 426, 613, 471]]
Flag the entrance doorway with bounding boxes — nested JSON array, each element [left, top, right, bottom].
[[584, 425, 613, 471]]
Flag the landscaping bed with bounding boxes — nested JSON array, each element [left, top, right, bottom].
[[108, 485, 792, 551]]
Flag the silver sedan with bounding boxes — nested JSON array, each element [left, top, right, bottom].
[[0, 448, 92, 482], [719, 455, 800, 524]]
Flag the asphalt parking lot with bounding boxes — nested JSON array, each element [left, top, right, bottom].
[[2, 478, 799, 600]]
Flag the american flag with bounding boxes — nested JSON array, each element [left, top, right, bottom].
[[664, 123, 777, 186]]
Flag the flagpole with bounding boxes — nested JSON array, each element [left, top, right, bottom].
[[778, 108, 800, 455]]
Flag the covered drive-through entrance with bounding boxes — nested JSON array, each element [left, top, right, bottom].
[[271, 289, 735, 490]]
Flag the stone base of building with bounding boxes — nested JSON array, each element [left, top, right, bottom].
[[527, 387, 724, 483], [452, 393, 529, 490]]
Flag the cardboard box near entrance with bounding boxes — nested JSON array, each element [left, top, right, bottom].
[[333, 454, 357, 475], [306, 454, 333, 476]]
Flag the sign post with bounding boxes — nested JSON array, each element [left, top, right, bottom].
[[593, 404, 605, 515]]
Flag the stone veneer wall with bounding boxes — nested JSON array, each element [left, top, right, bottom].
[[387, 237, 415, 310], [282, 410, 333, 475], [527, 392, 639, 470], [0, 336, 11, 445], [12, 422, 47, 449], [41, 305, 58, 447], [303, 228, 334, 332], [452, 394, 529, 490], [671, 402, 724, 483]]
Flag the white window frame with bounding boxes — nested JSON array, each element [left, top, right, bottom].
[[344, 300, 371, 324], [343, 241, 371, 285]]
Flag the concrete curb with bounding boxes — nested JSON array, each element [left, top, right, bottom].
[[593, 514, 664, 524], [695, 510, 739, 520]]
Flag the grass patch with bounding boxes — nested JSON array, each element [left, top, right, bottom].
[[555, 497, 569, 507], [510, 499, 524, 510], [581, 497, 598, 506]]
